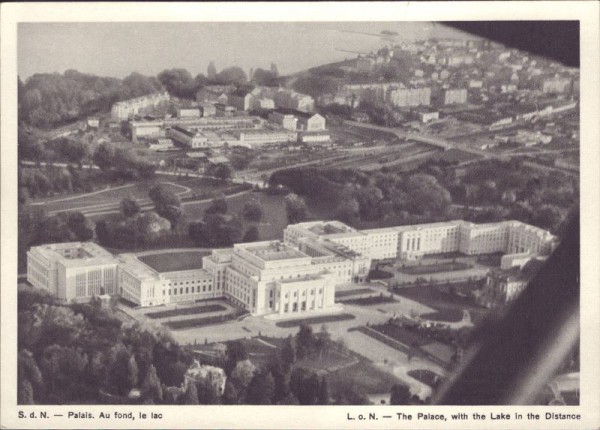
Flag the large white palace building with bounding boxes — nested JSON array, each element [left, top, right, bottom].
[[27, 219, 555, 316]]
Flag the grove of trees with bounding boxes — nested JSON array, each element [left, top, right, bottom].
[[19, 70, 162, 128]]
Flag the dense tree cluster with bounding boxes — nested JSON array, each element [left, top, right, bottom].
[[18, 208, 95, 273], [284, 193, 309, 224], [269, 159, 576, 234], [418, 158, 577, 234], [189, 213, 244, 247], [148, 184, 182, 228], [18, 289, 193, 404], [19, 166, 96, 201], [271, 167, 452, 226], [188, 195, 258, 247], [96, 211, 172, 249], [93, 143, 156, 182], [19, 70, 162, 128]]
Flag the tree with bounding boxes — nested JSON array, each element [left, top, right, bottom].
[[66, 211, 94, 241], [241, 226, 259, 243], [140, 365, 162, 403], [158, 68, 198, 99], [222, 380, 240, 405], [290, 367, 320, 405], [92, 143, 115, 172], [242, 199, 263, 222], [207, 62, 217, 80], [295, 324, 316, 359], [18, 130, 45, 164], [281, 335, 296, 368], [225, 341, 248, 375], [120, 197, 141, 218], [317, 376, 330, 405], [128, 355, 139, 389], [204, 196, 228, 215], [207, 164, 233, 181], [335, 197, 360, 224], [390, 383, 411, 405], [405, 173, 452, 215], [246, 370, 275, 404], [231, 359, 256, 388], [252, 68, 278, 86], [285, 193, 308, 224], [196, 378, 221, 404], [18, 380, 35, 405], [148, 184, 182, 228], [215, 67, 247, 85], [182, 382, 199, 404]]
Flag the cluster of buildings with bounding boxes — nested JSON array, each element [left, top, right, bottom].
[[319, 37, 578, 138], [115, 86, 328, 149], [110, 92, 170, 121], [129, 109, 328, 149], [27, 219, 555, 316]]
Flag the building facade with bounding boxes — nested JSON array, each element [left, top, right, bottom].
[[111, 92, 170, 121]]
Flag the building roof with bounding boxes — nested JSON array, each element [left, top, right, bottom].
[[242, 241, 309, 262], [31, 242, 117, 267], [272, 108, 318, 120]]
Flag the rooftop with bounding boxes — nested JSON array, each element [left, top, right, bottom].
[[32, 242, 116, 267], [243, 241, 309, 262]]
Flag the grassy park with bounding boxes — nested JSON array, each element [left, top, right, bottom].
[[145, 303, 226, 319], [275, 313, 355, 328]]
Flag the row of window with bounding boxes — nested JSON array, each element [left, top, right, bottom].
[[163, 284, 213, 296]]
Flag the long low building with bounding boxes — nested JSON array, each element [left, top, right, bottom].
[[27, 243, 217, 307], [28, 219, 555, 317], [285, 219, 556, 261]]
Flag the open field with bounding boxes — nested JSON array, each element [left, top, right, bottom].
[[138, 250, 209, 272], [165, 310, 247, 330], [420, 308, 464, 322], [339, 295, 397, 306], [275, 313, 356, 328], [145, 304, 226, 319]]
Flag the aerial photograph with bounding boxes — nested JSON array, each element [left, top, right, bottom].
[[16, 21, 580, 407]]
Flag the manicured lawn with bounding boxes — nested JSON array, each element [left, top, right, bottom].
[[164, 311, 247, 330], [295, 349, 357, 373], [34, 180, 188, 213], [398, 261, 472, 275], [370, 323, 431, 347], [340, 295, 397, 306], [275, 313, 355, 328], [145, 304, 226, 319], [407, 369, 444, 388], [138, 251, 209, 272], [368, 269, 395, 279], [420, 308, 464, 322], [335, 288, 375, 298]]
